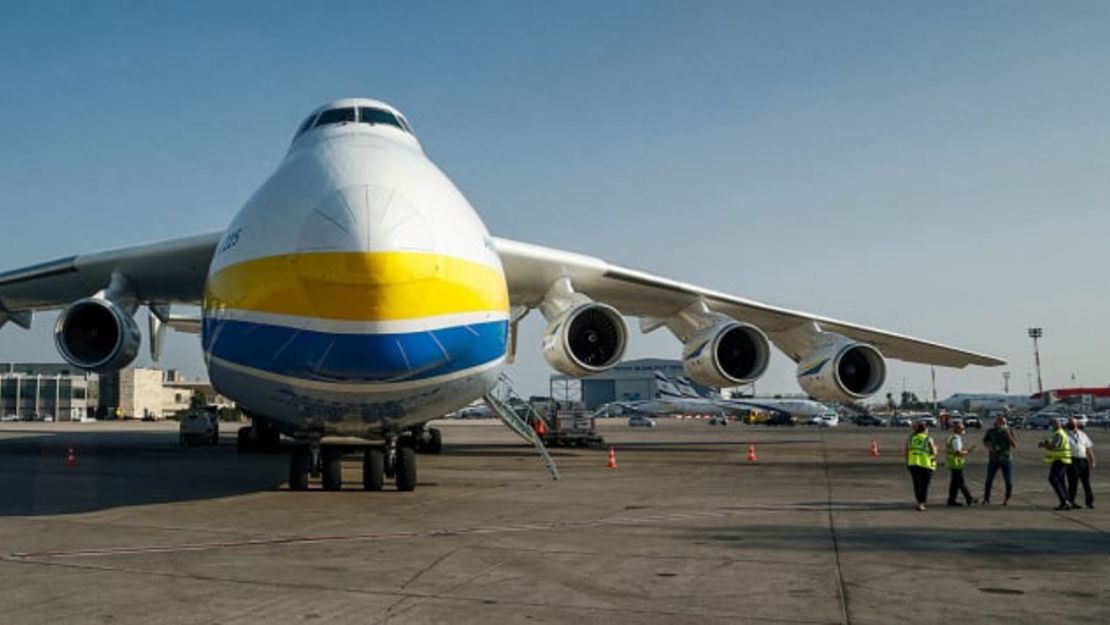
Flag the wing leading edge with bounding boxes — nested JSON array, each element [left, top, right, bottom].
[[0, 231, 222, 328], [493, 237, 1004, 369]]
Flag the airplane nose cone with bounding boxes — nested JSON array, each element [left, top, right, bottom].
[[297, 184, 435, 259]]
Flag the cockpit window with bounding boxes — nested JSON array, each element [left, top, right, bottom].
[[359, 107, 405, 132], [294, 113, 317, 138], [314, 107, 356, 127]]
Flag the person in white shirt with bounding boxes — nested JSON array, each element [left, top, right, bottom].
[[1066, 417, 1096, 509]]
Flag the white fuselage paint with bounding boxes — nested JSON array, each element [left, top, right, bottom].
[[201, 99, 510, 438]]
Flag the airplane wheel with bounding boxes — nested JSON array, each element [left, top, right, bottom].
[[322, 449, 343, 491], [426, 428, 442, 455], [289, 448, 310, 491], [395, 445, 417, 492], [237, 427, 252, 453], [363, 447, 384, 491]]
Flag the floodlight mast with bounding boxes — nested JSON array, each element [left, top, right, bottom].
[[1027, 327, 1044, 397]]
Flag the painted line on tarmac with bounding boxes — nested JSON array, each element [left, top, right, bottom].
[[6, 509, 750, 561]]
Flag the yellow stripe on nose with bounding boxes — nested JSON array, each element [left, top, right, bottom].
[[205, 251, 508, 321]]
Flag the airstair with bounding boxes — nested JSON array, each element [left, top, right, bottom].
[[484, 373, 560, 480]]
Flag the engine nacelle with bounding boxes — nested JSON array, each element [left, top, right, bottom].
[[796, 336, 886, 402], [542, 302, 628, 377], [682, 320, 770, 387], [54, 298, 141, 372]]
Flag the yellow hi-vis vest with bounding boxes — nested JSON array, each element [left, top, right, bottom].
[[945, 435, 965, 470], [907, 432, 936, 470], [1043, 427, 1072, 464]]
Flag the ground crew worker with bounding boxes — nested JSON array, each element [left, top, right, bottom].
[[1065, 417, 1096, 509], [1038, 417, 1072, 510], [905, 421, 938, 511], [945, 422, 977, 506], [982, 415, 1017, 505]]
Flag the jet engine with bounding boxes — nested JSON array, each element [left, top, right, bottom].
[[796, 335, 886, 402], [54, 297, 141, 372], [682, 320, 770, 387], [542, 302, 628, 377]]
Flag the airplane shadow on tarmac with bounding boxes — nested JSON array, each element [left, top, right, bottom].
[[684, 523, 1110, 557], [0, 429, 287, 517]]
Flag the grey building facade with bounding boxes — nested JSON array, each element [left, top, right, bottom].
[[0, 363, 94, 421]]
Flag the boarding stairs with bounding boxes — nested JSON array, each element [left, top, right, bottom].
[[485, 373, 560, 480]]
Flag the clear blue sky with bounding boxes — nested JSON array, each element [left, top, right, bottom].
[[1, 1, 1108, 400]]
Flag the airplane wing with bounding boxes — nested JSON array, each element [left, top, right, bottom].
[[493, 237, 1003, 368], [0, 231, 222, 328]]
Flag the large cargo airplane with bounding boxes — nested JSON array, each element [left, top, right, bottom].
[[0, 98, 1004, 492]]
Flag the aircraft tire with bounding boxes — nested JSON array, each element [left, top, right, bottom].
[[322, 449, 343, 491], [363, 447, 385, 491], [395, 445, 417, 492], [237, 427, 252, 453], [289, 448, 310, 491], [426, 428, 442, 455]]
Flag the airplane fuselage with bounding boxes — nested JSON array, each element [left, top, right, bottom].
[[201, 102, 510, 438]]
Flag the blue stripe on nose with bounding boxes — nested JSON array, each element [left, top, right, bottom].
[[203, 318, 507, 383]]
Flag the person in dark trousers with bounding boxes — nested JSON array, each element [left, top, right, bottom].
[[905, 421, 938, 511], [1065, 417, 1096, 509], [945, 421, 977, 506], [982, 415, 1017, 505], [1038, 418, 1072, 510]]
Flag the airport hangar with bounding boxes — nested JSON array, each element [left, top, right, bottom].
[[550, 358, 720, 410]]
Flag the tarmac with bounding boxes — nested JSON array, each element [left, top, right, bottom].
[[0, 419, 1107, 625]]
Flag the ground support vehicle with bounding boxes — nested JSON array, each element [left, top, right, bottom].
[[534, 409, 606, 447]]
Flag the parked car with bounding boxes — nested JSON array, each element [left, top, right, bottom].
[[852, 415, 887, 427], [811, 412, 839, 427], [708, 416, 729, 426], [890, 414, 912, 427], [1024, 413, 1064, 430], [1088, 412, 1110, 429], [963, 415, 982, 429], [627, 415, 656, 428]]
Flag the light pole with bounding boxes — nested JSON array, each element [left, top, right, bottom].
[[1028, 327, 1044, 396], [1002, 371, 1010, 393]]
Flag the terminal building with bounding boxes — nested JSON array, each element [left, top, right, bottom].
[[550, 358, 717, 410], [0, 363, 232, 421], [0, 363, 95, 421]]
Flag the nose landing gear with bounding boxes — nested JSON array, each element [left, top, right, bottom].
[[286, 434, 418, 492]]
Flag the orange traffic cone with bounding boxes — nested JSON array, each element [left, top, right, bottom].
[[747, 442, 757, 463], [65, 446, 76, 467], [870, 437, 880, 458], [606, 446, 618, 469]]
